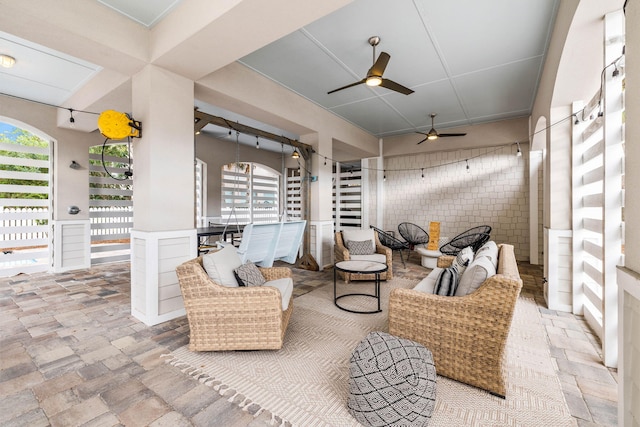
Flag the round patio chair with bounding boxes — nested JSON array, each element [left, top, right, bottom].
[[397, 222, 430, 263], [439, 225, 492, 255], [397, 222, 430, 250], [370, 226, 410, 268]]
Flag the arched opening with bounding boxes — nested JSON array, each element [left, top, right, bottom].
[[0, 120, 53, 276]]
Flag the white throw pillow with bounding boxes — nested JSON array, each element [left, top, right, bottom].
[[451, 246, 474, 277], [475, 240, 499, 269], [202, 245, 243, 287], [455, 256, 496, 296], [341, 229, 375, 254]]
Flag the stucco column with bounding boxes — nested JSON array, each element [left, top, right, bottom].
[[301, 132, 334, 269], [132, 65, 195, 231], [301, 132, 332, 221], [130, 64, 196, 325]]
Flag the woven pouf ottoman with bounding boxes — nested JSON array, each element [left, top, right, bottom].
[[347, 331, 437, 427]]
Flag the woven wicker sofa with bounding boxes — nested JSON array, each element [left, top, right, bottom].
[[388, 243, 522, 397], [176, 256, 293, 351]]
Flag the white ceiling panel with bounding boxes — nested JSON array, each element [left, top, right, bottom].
[[417, 0, 558, 76], [239, 0, 559, 137], [97, 0, 182, 27], [389, 79, 465, 130], [0, 0, 560, 143], [0, 31, 101, 106], [454, 57, 543, 120], [331, 97, 414, 136]]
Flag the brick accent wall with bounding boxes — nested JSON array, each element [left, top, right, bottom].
[[383, 144, 530, 260]]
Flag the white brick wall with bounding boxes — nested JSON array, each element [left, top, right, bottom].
[[383, 145, 530, 260]]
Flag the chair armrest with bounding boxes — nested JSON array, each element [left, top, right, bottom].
[[334, 241, 350, 262], [437, 255, 455, 268], [259, 266, 292, 281], [375, 243, 392, 257]]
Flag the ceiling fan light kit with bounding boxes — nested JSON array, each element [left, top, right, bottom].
[[366, 76, 382, 87], [327, 36, 414, 95], [416, 113, 467, 144]]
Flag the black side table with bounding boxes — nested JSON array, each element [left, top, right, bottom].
[[334, 260, 388, 314]]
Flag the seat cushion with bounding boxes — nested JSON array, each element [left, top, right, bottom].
[[455, 256, 496, 296], [264, 277, 293, 310], [413, 268, 441, 294], [350, 253, 387, 264], [202, 244, 242, 287]]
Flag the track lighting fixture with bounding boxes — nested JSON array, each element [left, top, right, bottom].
[[68, 109, 75, 128], [421, 168, 424, 180], [574, 115, 579, 125], [516, 142, 522, 157], [256, 135, 260, 150], [383, 170, 386, 181], [324, 157, 327, 166], [466, 159, 470, 173]]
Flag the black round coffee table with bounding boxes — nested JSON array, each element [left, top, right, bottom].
[[334, 260, 388, 314]]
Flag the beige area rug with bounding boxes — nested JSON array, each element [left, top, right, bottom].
[[164, 278, 576, 426]]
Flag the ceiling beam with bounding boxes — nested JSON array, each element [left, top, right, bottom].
[[194, 109, 314, 159]]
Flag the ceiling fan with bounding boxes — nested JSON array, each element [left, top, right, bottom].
[[327, 36, 414, 96], [416, 113, 467, 144]]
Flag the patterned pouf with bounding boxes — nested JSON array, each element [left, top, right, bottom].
[[347, 331, 437, 427]]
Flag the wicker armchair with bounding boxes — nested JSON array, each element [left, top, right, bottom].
[[334, 231, 393, 283], [388, 244, 522, 397], [176, 257, 294, 351]]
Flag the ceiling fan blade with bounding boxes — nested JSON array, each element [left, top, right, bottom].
[[438, 132, 467, 137], [417, 136, 428, 145], [379, 78, 414, 95], [327, 78, 366, 94], [369, 51, 390, 76], [415, 131, 428, 136]]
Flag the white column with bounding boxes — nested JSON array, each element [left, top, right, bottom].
[[601, 8, 625, 369], [130, 65, 195, 325]]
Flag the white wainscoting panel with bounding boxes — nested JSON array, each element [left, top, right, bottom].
[[310, 220, 334, 270], [52, 220, 91, 272], [131, 229, 196, 325], [544, 227, 573, 312], [617, 267, 640, 427]]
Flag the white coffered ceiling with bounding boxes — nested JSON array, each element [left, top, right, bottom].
[[0, 0, 560, 145]]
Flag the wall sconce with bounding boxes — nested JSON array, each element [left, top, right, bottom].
[[69, 160, 81, 169], [68, 206, 80, 215]]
